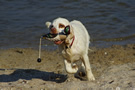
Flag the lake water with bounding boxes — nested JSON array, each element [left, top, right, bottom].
[[0, 0, 135, 49]]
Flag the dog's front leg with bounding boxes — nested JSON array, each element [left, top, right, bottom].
[[82, 54, 95, 81], [64, 59, 78, 74]]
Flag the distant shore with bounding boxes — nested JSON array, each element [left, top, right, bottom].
[[0, 44, 135, 89]]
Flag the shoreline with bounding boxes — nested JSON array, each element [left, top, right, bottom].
[[0, 44, 135, 89]]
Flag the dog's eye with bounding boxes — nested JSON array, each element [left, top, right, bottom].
[[59, 24, 65, 28]]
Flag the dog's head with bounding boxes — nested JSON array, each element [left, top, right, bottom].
[[45, 18, 74, 45]]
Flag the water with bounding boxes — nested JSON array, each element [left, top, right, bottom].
[[0, 0, 135, 49]]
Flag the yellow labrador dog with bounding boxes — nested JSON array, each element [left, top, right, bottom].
[[45, 17, 95, 81]]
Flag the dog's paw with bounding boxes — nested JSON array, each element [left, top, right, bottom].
[[74, 68, 87, 81], [87, 75, 95, 81]]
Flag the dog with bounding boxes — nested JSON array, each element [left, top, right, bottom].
[[45, 17, 95, 81]]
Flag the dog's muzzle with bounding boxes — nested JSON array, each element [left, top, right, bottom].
[[42, 25, 70, 45], [42, 33, 67, 45]]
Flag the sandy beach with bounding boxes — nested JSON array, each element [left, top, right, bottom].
[[0, 44, 135, 89]]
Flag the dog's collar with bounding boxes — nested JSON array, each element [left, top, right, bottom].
[[69, 35, 75, 48]]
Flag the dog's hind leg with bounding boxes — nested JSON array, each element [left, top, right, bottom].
[[64, 59, 78, 74], [82, 54, 95, 81]]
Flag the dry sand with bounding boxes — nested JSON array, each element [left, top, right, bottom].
[[0, 44, 135, 90]]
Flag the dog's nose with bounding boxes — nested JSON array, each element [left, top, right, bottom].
[[50, 27, 58, 34]]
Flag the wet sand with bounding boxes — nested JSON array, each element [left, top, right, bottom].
[[0, 44, 135, 89]]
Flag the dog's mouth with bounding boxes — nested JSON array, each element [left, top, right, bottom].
[[54, 40, 64, 45], [42, 33, 66, 45]]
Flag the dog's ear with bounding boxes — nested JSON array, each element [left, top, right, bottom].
[[45, 22, 51, 28]]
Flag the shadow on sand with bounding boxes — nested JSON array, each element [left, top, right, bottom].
[[0, 69, 67, 83]]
